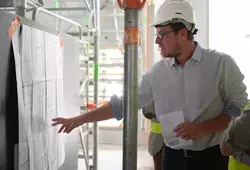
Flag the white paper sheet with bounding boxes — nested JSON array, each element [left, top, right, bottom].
[[159, 111, 193, 148], [56, 78, 65, 168], [45, 34, 58, 80], [21, 26, 33, 83], [31, 28, 45, 82], [18, 141, 29, 169], [12, 25, 65, 170]]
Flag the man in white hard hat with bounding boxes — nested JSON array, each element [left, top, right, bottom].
[[51, 1, 249, 170]]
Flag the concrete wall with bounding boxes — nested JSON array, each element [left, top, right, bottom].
[[192, 0, 209, 48]]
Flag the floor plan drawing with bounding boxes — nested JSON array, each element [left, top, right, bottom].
[[12, 25, 65, 170]]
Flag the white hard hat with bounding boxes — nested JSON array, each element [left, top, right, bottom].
[[152, 0, 197, 34]]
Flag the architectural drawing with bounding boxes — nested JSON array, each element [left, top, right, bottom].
[[12, 25, 65, 170]]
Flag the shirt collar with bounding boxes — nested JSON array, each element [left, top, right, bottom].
[[165, 41, 202, 67], [191, 42, 202, 62]]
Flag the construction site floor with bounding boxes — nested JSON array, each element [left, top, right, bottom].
[[78, 144, 154, 170]]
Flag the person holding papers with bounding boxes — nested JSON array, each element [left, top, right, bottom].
[[52, 1, 249, 170]]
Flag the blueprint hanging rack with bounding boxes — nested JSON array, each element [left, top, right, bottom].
[[32, 7, 83, 39]]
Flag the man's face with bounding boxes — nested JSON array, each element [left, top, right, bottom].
[[155, 26, 183, 58]]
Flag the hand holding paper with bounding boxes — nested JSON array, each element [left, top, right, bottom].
[[173, 121, 204, 140], [159, 111, 193, 148]]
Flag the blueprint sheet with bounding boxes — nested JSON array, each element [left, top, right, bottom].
[[12, 25, 65, 170]]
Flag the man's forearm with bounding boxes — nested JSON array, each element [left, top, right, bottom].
[[75, 102, 114, 124], [199, 113, 231, 135], [221, 110, 250, 153]]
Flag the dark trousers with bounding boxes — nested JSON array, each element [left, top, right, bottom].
[[162, 145, 229, 170], [153, 147, 163, 170]]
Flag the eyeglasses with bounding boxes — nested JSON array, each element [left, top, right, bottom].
[[155, 30, 175, 40]]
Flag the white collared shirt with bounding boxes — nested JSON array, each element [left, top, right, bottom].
[[110, 42, 249, 151]]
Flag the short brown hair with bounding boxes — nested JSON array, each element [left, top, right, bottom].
[[170, 22, 194, 40]]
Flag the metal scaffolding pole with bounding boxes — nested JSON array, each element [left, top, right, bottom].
[[85, 46, 90, 164], [123, 10, 139, 170], [92, 0, 100, 169], [14, 0, 26, 16], [117, 0, 146, 169]]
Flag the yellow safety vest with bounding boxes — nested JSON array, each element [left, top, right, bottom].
[[151, 120, 162, 134], [229, 157, 250, 170], [241, 102, 250, 112]]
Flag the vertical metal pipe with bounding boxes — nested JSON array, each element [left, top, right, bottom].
[[14, 0, 26, 16], [55, 1, 60, 34], [123, 9, 139, 170], [83, 0, 92, 12], [92, 39, 99, 170], [84, 44, 90, 170], [93, 0, 100, 169], [85, 58, 89, 164]]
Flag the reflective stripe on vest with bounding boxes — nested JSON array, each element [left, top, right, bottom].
[[151, 121, 162, 133], [229, 156, 250, 170], [242, 102, 250, 112]]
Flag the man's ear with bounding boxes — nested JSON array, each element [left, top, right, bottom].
[[179, 28, 188, 39]]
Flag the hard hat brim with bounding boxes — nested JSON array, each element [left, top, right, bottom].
[[150, 21, 171, 27]]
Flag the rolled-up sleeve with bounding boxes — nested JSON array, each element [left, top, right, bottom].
[[219, 54, 249, 116], [110, 73, 153, 120], [110, 94, 123, 120], [222, 109, 250, 152]]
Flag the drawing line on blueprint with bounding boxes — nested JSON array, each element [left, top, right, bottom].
[[19, 147, 29, 167], [24, 80, 60, 170], [27, 128, 58, 170], [22, 45, 44, 63], [22, 81, 58, 137]]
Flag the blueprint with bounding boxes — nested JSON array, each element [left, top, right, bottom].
[[12, 25, 65, 170]]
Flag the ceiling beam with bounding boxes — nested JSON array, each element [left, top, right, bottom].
[[67, 32, 94, 36], [58, 0, 91, 2], [67, 29, 123, 36], [60, 13, 124, 18], [32, 7, 89, 11], [100, 13, 124, 17]]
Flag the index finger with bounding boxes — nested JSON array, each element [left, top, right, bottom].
[[52, 117, 65, 122], [52, 117, 64, 126], [173, 122, 186, 132]]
